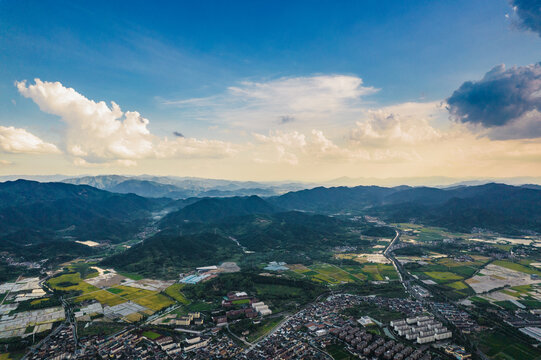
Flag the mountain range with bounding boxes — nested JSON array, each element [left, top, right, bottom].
[[0, 179, 166, 243], [2, 179, 541, 265], [61, 175, 311, 199]]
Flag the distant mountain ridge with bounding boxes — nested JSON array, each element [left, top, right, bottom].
[[270, 183, 541, 234], [62, 175, 312, 199]]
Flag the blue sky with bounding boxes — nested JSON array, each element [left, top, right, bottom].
[[1, 0, 541, 180]]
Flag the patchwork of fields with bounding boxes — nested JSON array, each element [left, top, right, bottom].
[[47, 266, 179, 319], [287, 262, 398, 284], [403, 256, 491, 299]]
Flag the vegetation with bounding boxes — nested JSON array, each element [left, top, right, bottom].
[[13, 297, 61, 313], [101, 232, 241, 278], [492, 260, 541, 275], [132, 293, 174, 311], [270, 183, 541, 235], [229, 316, 284, 342], [164, 284, 190, 304], [326, 344, 356, 360], [475, 328, 541, 360], [342, 302, 403, 323], [142, 330, 161, 340], [67, 262, 98, 279], [161, 195, 277, 224], [47, 272, 99, 296], [0, 180, 166, 243], [75, 290, 126, 306], [182, 272, 326, 313]]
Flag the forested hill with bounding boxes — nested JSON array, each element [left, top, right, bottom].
[[0, 179, 166, 243], [160, 195, 278, 225], [100, 232, 241, 278], [270, 183, 541, 234]]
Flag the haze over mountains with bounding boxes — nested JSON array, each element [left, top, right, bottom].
[[2, 178, 541, 245], [2, 177, 541, 280], [2, 174, 541, 199]]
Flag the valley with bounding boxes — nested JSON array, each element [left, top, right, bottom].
[[1, 179, 541, 359]]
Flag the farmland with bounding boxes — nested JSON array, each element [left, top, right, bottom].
[[288, 262, 398, 284], [475, 329, 541, 360], [75, 290, 126, 306], [132, 293, 174, 312], [47, 273, 99, 295], [164, 284, 190, 304], [492, 260, 541, 276]]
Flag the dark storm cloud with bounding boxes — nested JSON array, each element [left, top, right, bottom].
[[511, 0, 541, 37], [279, 115, 295, 124], [173, 131, 184, 137], [446, 63, 541, 128]]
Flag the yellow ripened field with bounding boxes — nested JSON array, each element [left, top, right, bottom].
[[30, 297, 50, 305], [164, 284, 190, 304], [121, 288, 156, 301], [124, 312, 144, 322], [107, 285, 149, 298], [447, 281, 468, 290], [47, 273, 99, 295], [75, 290, 126, 306], [133, 293, 174, 311]]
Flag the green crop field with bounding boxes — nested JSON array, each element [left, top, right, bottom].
[[296, 263, 359, 284], [519, 300, 541, 309], [495, 301, 519, 310], [109, 285, 155, 300], [142, 330, 161, 340], [117, 272, 145, 280], [106, 288, 124, 294], [232, 299, 250, 305], [246, 316, 284, 342], [477, 330, 541, 360], [493, 260, 541, 276], [424, 271, 464, 283]]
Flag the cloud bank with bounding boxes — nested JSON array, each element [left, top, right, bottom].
[[0, 126, 59, 154], [447, 63, 541, 139], [6, 73, 541, 180], [16, 79, 238, 165], [511, 0, 541, 37]]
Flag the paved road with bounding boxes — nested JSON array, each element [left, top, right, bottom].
[[21, 323, 65, 360], [383, 230, 412, 294], [243, 292, 330, 354]]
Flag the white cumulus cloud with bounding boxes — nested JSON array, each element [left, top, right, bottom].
[[16, 79, 238, 165], [0, 125, 59, 154]]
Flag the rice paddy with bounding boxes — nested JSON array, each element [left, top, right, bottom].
[[132, 293, 174, 311], [164, 284, 190, 304]]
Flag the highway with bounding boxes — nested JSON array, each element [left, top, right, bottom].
[[383, 230, 415, 296]]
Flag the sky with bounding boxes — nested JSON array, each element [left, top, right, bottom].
[[1, 0, 541, 182]]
